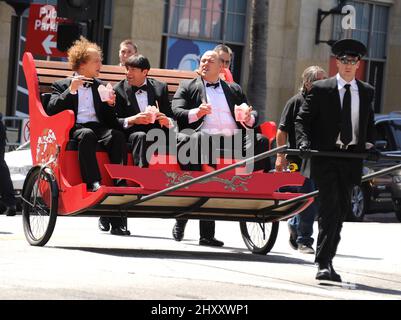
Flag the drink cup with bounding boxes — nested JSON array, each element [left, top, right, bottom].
[[234, 104, 248, 121]]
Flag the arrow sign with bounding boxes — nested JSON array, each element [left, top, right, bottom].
[[42, 34, 57, 55], [25, 4, 67, 58]]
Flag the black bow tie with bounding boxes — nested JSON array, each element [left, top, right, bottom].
[[133, 84, 147, 93], [206, 82, 220, 89], [83, 82, 92, 88]]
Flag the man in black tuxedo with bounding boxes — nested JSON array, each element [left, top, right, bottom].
[[171, 50, 270, 247], [295, 39, 376, 282], [98, 54, 175, 235], [113, 54, 174, 167], [47, 37, 129, 235]]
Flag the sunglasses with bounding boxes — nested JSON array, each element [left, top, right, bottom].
[[221, 59, 231, 66], [339, 58, 359, 65]]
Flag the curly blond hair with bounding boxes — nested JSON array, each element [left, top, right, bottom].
[[67, 36, 103, 71]]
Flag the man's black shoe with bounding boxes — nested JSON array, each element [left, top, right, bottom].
[[172, 220, 186, 241], [4, 205, 17, 216], [316, 262, 342, 282], [110, 226, 131, 236], [199, 237, 224, 247], [329, 262, 342, 282], [98, 217, 110, 232], [316, 263, 331, 281]]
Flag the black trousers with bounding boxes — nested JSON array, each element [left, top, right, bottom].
[[313, 158, 354, 265], [0, 119, 16, 207], [128, 129, 175, 168], [175, 219, 215, 239], [176, 131, 270, 172], [70, 122, 127, 185], [175, 130, 270, 239]]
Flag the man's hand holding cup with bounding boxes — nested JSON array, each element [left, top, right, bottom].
[[234, 103, 252, 122], [196, 101, 212, 118]]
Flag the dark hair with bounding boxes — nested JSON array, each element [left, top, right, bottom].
[[125, 54, 151, 70]]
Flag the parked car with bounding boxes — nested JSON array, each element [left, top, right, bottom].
[[350, 112, 401, 222], [4, 141, 32, 210]]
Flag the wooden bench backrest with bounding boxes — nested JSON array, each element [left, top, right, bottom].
[[34, 59, 197, 100]]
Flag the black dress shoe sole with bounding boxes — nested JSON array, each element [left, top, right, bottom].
[[316, 272, 342, 283], [110, 228, 131, 236], [199, 239, 224, 247]]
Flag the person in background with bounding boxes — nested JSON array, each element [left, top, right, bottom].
[[0, 113, 16, 216], [275, 66, 327, 254], [214, 44, 234, 83], [118, 39, 138, 66]]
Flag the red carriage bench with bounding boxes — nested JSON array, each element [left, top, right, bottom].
[[21, 51, 313, 254]]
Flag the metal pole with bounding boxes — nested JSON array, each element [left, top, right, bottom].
[[6, 14, 22, 116], [270, 162, 401, 209], [285, 148, 401, 161], [124, 145, 288, 207]]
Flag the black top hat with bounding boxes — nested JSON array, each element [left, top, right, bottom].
[[332, 38, 367, 58]]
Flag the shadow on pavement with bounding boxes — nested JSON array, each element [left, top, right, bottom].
[[319, 281, 401, 297], [336, 254, 382, 261], [53, 245, 312, 265]]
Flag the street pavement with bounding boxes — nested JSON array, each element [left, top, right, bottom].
[[0, 213, 400, 300]]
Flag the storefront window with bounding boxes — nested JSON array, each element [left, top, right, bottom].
[[333, 1, 390, 112], [163, 0, 248, 83]]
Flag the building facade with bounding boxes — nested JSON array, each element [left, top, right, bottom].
[[0, 0, 400, 122]]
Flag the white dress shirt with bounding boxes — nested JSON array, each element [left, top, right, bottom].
[[134, 80, 149, 112], [123, 80, 174, 129], [188, 80, 255, 136], [336, 73, 359, 146], [76, 84, 99, 124]]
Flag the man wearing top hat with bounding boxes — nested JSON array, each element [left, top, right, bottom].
[[295, 39, 377, 282]]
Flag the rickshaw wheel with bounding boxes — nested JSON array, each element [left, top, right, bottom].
[[22, 167, 58, 246], [239, 221, 279, 255]]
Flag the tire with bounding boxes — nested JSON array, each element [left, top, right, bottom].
[[240, 221, 279, 255], [349, 184, 367, 222], [21, 167, 58, 246]]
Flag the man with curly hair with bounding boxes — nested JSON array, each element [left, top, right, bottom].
[[47, 37, 129, 235]]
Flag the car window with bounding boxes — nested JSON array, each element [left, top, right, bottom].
[[375, 121, 396, 151], [390, 120, 401, 151]]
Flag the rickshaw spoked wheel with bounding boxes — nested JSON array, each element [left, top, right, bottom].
[[22, 167, 58, 246], [239, 221, 279, 255]]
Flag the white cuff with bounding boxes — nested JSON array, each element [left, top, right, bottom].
[[123, 118, 133, 129], [167, 117, 174, 129], [188, 108, 200, 124]]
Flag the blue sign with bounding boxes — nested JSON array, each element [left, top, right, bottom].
[[167, 37, 217, 71]]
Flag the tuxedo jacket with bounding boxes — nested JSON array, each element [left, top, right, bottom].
[[47, 78, 121, 130], [172, 76, 258, 132], [113, 77, 172, 136], [295, 76, 375, 184]]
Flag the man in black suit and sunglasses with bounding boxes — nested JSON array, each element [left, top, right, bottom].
[[295, 39, 376, 282]]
